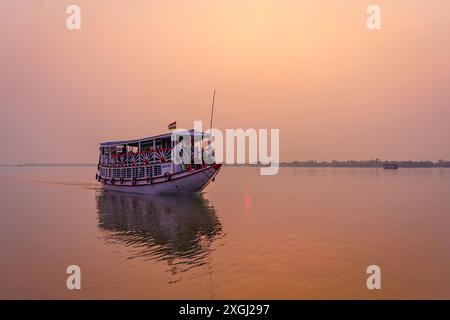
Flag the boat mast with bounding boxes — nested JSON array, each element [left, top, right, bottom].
[[209, 89, 216, 131], [204, 89, 216, 163]]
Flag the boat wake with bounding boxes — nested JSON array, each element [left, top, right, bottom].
[[28, 179, 101, 190]]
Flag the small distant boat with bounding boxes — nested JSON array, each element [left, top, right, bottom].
[[96, 129, 222, 195], [383, 163, 399, 170]]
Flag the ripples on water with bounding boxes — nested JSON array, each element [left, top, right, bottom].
[[96, 192, 224, 274]]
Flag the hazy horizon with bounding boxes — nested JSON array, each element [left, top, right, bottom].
[[2, 159, 448, 167], [1, 0, 449, 164]]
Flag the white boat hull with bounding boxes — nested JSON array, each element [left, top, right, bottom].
[[101, 164, 222, 195]]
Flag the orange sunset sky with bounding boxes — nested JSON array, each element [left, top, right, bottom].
[[0, 0, 449, 163]]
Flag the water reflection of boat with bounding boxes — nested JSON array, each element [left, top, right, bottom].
[[95, 190, 223, 274]]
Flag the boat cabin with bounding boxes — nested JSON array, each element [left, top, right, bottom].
[[97, 130, 210, 183]]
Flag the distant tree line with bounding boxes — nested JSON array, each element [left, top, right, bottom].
[[226, 159, 450, 168], [280, 159, 450, 168]]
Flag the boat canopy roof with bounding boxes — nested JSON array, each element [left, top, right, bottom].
[[100, 129, 210, 147]]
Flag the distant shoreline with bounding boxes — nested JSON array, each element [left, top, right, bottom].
[[226, 160, 450, 168], [1, 160, 449, 168], [0, 163, 96, 167]]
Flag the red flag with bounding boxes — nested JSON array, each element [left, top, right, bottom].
[[168, 121, 176, 130]]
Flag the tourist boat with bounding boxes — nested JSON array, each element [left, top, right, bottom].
[[96, 129, 222, 195]]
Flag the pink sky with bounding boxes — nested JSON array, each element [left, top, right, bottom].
[[1, 0, 449, 163]]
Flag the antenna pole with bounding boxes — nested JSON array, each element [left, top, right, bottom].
[[209, 89, 216, 130]]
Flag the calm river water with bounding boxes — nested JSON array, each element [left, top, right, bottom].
[[1, 167, 449, 299]]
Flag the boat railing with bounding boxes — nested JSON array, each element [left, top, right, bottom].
[[99, 148, 173, 167], [98, 163, 164, 180]]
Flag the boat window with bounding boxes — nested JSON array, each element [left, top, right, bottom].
[[145, 166, 152, 177], [128, 145, 138, 153], [154, 165, 161, 177], [140, 142, 151, 152], [132, 167, 138, 178], [119, 145, 127, 154], [138, 140, 152, 152], [138, 167, 145, 178]]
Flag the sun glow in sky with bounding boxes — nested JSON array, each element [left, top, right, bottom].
[[1, 0, 449, 163]]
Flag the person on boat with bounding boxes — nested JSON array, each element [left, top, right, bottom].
[[203, 142, 215, 165]]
